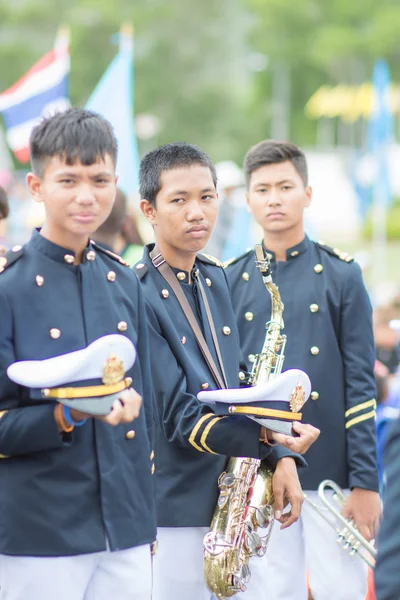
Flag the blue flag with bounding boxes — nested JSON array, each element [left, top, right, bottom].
[[368, 60, 393, 209], [86, 29, 139, 197]]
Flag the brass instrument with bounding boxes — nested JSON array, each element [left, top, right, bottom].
[[304, 480, 376, 569], [203, 244, 287, 599]]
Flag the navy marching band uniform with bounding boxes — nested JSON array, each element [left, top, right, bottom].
[[135, 243, 303, 530], [226, 236, 378, 493], [0, 230, 156, 557], [374, 416, 400, 600]]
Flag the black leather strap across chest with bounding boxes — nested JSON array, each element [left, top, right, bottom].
[[149, 247, 228, 390]]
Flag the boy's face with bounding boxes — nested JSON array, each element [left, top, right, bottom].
[[246, 160, 311, 235], [141, 165, 218, 255], [27, 154, 117, 242]]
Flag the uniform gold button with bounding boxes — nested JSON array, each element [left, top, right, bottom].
[[107, 271, 116, 282], [242, 272, 250, 281], [314, 264, 323, 274], [86, 250, 96, 261], [202, 383, 209, 390], [181, 336, 186, 344], [310, 346, 320, 356], [118, 321, 128, 332], [151, 464, 155, 474], [310, 391, 319, 401], [222, 326, 231, 336], [161, 289, 169, 298], [136, 263, 145, 269], [64, 254, 74, 264], [50, 328, 61, 339], [126, 430, 135, 439], [245, 312, 254, 321], [12, 245, 22, 252], [310, 304, 319, 313], [290, 251, 299, 257], [205, 278, 212, 287], [150, 450, 155, 460], [36, 275, 44, 287], [239, 371, 246, 381], [177, 272, 186, 281], [248, 354, 255, 363]]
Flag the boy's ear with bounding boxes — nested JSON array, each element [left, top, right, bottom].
[[140, 199, 157, 226], [26, 172, 43, 202]]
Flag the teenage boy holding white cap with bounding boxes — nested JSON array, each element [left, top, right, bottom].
[[0, 109, 156, 600]]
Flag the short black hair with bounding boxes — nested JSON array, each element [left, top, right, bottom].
[[244, 140, 308, 188], [29, 108, 118, 176], [95, 188, 127, 236], [0, 186, 9, 219], [139, 142, 217, 206]]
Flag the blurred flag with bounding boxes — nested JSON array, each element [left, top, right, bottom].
[[368, 59, 393, 209], [0, 29, 70, 163], [368, 60, 394, 290], [85, 25, 139, 197]]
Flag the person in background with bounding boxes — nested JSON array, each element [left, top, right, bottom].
[[93, 187, 144, 265], [0, 186, 9, 255], [204, 160, 246, 260], [374, 414, 400, 599], [226, 140, 380, 600], [374, 360, 398, 491]]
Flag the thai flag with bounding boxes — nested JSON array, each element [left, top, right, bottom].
[[0, 40, 70, 163]]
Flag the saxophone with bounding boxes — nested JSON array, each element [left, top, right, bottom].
[[203, 244, 287, 599]]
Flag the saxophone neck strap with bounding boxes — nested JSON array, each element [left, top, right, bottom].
[[149, 246, 228, 390]]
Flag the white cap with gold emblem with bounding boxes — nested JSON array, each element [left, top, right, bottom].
[[7, 335, 136, 415], [197, 369, 311, 435]]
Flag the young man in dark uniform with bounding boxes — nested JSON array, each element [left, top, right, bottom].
[[226, 140, 380, 600], [0, 109, 156, 600], [136, 142, 320, 600]]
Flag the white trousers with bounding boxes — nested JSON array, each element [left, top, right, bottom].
[[153, 490, 368, 600], [263, 489, 368, 600], [0, 544, 152, 600], [152, 526, 280, 600]]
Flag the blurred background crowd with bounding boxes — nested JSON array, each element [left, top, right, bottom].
[[1, 0, 400, 510]]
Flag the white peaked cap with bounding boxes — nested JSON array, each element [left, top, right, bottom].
[[7, 335, 136, 416], [7, 335, 136, 387], [197, 369, 311, 435]]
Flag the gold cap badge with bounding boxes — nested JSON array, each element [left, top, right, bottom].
[[289, 383, 305, 413], [102, 354, 125, 385]]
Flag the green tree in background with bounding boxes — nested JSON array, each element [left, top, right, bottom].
[[0, 0, 252, 163], [1, 0, 400, 162], [245, 0, 400, 145]]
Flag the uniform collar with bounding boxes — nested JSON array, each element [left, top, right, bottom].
[[30, 228, 93, 265], [262, 235, 311, 262], [145, 243, 198, 283]]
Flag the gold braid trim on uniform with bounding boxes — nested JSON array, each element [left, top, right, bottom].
[[345, 399, 376, 419], [200, 416, 227, 454], [189, 413, 215, 452], [0, 454, 9, 459], [345, 409, 376, 430], [0, 410, 8, 419]]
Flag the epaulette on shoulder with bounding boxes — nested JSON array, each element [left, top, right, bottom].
[[91, 241, 129, 266], [0, 245, 24, 274], [197, 253, 223, 267], [133, 261, 148, 280], [316, 241, 354, 263], [223, 247, 253, 269]]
